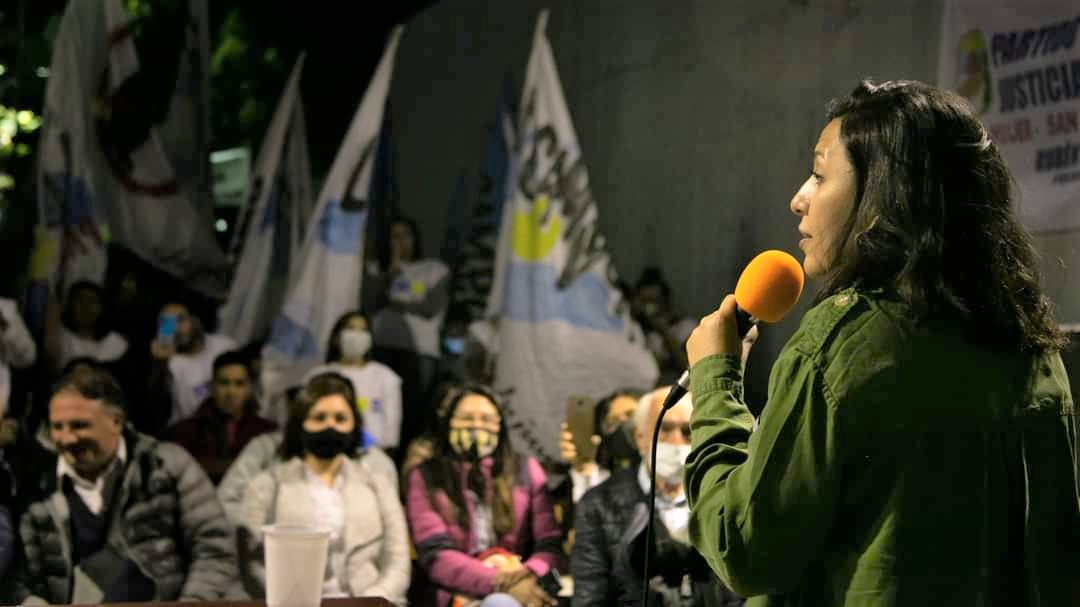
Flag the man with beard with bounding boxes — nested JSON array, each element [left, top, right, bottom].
[[2, 361, 233, 603]]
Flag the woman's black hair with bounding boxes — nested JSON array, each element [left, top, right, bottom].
[[280, 372, 363, 459], [817, 79, 1066, 353]]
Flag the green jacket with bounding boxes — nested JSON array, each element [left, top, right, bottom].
[[685, 288, 1079, 606]]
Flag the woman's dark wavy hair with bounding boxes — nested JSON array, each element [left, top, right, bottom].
[[818, 79, 1066, 353], [280, 372, 363, 459], [324, 310, 370, 363], [422, 384, 519, 537], [61, 281, 110, 340]]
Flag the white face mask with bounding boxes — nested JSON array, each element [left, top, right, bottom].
[[653, 442, 691, 485], [339, 329, 372, 359]]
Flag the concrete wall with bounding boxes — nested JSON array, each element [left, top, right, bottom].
[[388, 0, 1080, 400]]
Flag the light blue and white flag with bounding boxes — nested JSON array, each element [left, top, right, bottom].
[[491, 12, 658, 461], [218, 54, 311, 347], [260, 28, 403, 414]]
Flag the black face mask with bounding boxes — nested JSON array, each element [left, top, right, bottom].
[[599, 421, 638, 465], [301, 428, 354, 459]]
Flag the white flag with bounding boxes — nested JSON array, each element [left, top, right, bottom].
[[159, 0, 213, 219], [260, 28, 403, 408], [31, 0, 228, 300], [492, 13, 659, 461], [31, 0, 110, 296], [939, 0, 1080, 232], [218, 55, 312, 347]]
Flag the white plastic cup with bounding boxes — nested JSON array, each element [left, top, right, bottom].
[[262, 524, 331, 607]]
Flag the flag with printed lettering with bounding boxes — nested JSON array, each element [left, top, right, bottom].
[[491, 13, 659, 461], [218, 55, 311, 347], [260, 28, 403, 401]]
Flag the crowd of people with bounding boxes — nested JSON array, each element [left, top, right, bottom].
[[2, 78, 1078, 607], [0, 212, 713, 606]]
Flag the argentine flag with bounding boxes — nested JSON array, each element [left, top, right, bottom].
[[491, 12, 659, 461]]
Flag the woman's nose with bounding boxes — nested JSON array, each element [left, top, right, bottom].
[[790, 180, 810, 216]]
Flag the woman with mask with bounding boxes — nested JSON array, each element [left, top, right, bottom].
[[305, 311, 403, 452], [238, 372, 410, 604], [557, 389, 642, 503], [406, 385, 564, 607]]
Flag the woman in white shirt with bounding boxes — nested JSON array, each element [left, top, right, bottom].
[[238, 372, 410, 604], [49, 282, 128, 370], [369, 216, 450, 460], [304, 311, 403, 452]]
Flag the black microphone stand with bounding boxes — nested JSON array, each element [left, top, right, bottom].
[[640, 306, 755, 606]]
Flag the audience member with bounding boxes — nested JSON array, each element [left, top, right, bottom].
[[406, 385, 564, 607], [0, 296, 35, 418], [149, 302, 237, 429], [371, 215, 451, 452], [238, 372, 409, 603], [558, 389, 644, 503], [165, 351, 277, 483], [631, 268, 697, 384], [305, 310, 403, 451], [571, 387, 743, 607], [6, 362, 234, 603], [47, 281, 128, 370]]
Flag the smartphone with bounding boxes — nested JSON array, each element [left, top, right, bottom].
[[537, 567, 563, 597], [158, 313, 177, 347], [565, 396, 598, 463], [443, 335, 466, 356]]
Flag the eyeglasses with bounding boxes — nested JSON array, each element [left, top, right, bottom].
[[659, 421, 691, 440]]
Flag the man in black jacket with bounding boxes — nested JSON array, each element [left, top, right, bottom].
[[571, 387, 743, 607]]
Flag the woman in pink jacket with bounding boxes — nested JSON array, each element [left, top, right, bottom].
[[406, 385, 564, 607]]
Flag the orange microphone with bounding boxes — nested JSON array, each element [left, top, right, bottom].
[[732, 249, 806, 336], [663, 250, 805, 409]]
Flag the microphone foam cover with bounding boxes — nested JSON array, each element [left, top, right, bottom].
[[734, 250, 805, 323]]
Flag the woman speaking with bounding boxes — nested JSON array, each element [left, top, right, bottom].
[[683, 80, 1077, 606]]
